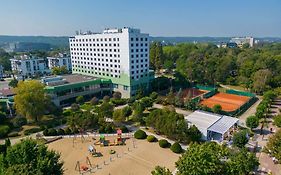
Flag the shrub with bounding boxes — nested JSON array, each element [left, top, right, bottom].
[[150, 92, 158, 100], [134, 129, 147, 139], [103, 95, 110, 103], [76, 95, 84, 104], [57, 128, 65, 135], [105, 124, 114, 133], [112, 91, 122, 99], [111, 98, 127, 106], [47, 128, 57, 136], [0, 112, 6, 124], [120, 126, 129, 133], [12, 117, 27, 128], [147, 135, 157, 142], [23, 128, 41, 136], [273, 115, 281, 127], [63, 109, 72, 116], [64, 128, 72, 135], [71, 103, 80, 111], [158, 139, 171, 148], [90, 97, 99, 105], [170, 142, 182, 153], [43, 129, 49, 136], [8, 131, 19, 137]]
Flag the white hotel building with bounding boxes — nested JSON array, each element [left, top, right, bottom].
[[69, 27, 154, 98], [47, 53, 72, 71]]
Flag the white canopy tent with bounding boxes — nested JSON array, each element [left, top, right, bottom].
[[185, 110, 239, 141]]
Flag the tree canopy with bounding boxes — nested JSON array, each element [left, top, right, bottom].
[[14, 80, 49, 122], [175, 142, 259, 175], [0, 139, 63, 175]]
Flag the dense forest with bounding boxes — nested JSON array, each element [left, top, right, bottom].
[[150, 42, 281, 94]]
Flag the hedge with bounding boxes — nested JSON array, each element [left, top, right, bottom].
[[120, 126, 129, 133], [147, 135, 157, 142], [8, 131, 19, 137], [158, 139, 171, 148], [0, 125, 10, 138], [134, 129, 147, 139], [170, 142, 182, 153], [24, 128, 41, 136]]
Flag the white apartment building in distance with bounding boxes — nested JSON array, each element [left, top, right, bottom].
[[230, 37, 254, 47], [69, 27, 154, 98], [47, 53, 72, 71], [10, 55, 50, 78]]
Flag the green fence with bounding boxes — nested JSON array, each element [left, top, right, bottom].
[[226, 89, 256, 97], [195, 85, 217, 92]]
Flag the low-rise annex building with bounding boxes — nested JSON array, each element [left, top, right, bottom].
[[47, 53, 72, 71], [43, 74, 111, 106]]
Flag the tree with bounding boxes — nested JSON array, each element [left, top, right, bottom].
[[51, 66, 68, 75], [226, 149, 259, 175], [176, 142, 226, 175], [212, 104, 222, 114], [233, 130, 249, 148], [98, 102, 114, 118], [0, 139, 63, 175], [90, 97, 99, 105], [151, 166, 172, 175], [265, 130, 281, 161], [14, 80, 49, 122], [8, 78, 18, 88], [75, 95, 84, 104], [71, 103, 80, 111], [112, 91, 121, 99], [176, 142, 258, 175], [252, 69, 272, 94], [113, 109, 125, 123], [246, 115, 259, 130], [103, 95, 110, 103]]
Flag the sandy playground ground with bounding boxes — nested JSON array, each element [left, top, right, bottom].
[[47, 135, 180, 175]]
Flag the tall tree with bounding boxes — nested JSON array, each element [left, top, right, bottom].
[[14, 80, 49, 122], [0, 139, 63, 175]]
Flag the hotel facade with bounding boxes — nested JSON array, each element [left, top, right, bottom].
[[69, 27, 154, 98]]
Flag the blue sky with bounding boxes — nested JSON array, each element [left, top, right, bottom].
[[0, 0, 280, 37]]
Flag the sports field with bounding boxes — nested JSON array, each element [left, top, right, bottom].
[[47, 136, 179, 175], [181, 88, 206, 99], [200, 92, 250, 112]]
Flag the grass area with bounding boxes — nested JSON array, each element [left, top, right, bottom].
[[220, 84, 247, 91]]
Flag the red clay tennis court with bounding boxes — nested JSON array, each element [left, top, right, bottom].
[[181, 88, 207, 99], [200, 92, 250, 112]]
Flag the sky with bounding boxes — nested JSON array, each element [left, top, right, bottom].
[[0, 0, 280, 37]]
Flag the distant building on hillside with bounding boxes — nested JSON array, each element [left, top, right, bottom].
[[0, 65, 3, 79], [3, 42, 51, 52], [230, 37, 254, 48], [47, 53, 72, 71], [10, 55, 50, 79]]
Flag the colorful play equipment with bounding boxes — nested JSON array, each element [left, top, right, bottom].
[[94, 129, 125, 146]]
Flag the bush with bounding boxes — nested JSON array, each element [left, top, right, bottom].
[[112, 91, 122, 99], [103, 95, 110, 103], [64, 128, 72, 135], [90, 97, 99, 105], [23, 127, 41, 136], [63, 109, 72, 116], [150, 92, 158, 100], [158, 139, 171, 148], [47, 128, 57, 136], [134, 129, 147, 139], [111, 98, 127, 106], [147, 135, 157, 142], [105, 124, 114, 133], [7, 131, 19, 137], [43, 129, 49, 136], [120, 126, 129, 133], [12, 117, 27, 128], [170, 142, 182, 153], [76, 95, 84, 104], [57, 128, 65, 135], [273, 115, 281, 127]]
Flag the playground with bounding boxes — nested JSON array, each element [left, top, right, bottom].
[[47, 133, 179, 175], [200, 92, 251, 112]]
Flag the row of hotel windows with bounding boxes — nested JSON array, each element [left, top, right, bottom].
[[73, 66, 121, 73], [73, 63, 121, 67], [71, 52, 120, 58], [70, 37, 148, 43], [71, 48, 120, 52], [70, 38, 120, 42], [72, 58, 121, 62], [70, 43, 120, 47], [73, 69, 120, 78]]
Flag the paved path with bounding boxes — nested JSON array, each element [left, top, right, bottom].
[[239, 97, 262, 127], [153, 103, 192, 116]]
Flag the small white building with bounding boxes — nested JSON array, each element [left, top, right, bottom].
[[0, 65, 3, 79], [47, 53, 72, 71], [10, 55, 50, 78], [230, 37, 254, 47], [185, 110, 239, 141]]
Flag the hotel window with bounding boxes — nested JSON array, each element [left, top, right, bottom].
[[123, 85, 128, 91]]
